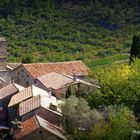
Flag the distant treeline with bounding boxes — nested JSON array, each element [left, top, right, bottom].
[[0, 0, 139, 18]]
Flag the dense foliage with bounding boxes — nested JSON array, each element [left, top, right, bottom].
[[61, 96, 139, 140], [0, 0, 139, 69], [60, 59, 140, 139]]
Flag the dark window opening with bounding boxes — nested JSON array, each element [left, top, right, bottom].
[[39, 130, 43, 135]]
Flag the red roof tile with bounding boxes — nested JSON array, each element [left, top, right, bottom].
[[8, 86, 32, 107], [13, 115, 66, 140], [9, 85, 55, 107], [13, 116, 39, 140], [37, 72, 74, 90], [23, 61, 89, 78], [19, 95, 40, 116], [19, 95, 59, 117]]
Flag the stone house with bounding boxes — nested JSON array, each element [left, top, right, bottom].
[[0, 83, 24, 109], [8, 85, 58, 121], [12, 115, 66, 140], [19, 95, 61, 127], [8, 85, 56, 107], [35, 72, 75, 98], [35, 72, 99, 99], [12, 61, 90, 87], [0, 83, 24, 127]]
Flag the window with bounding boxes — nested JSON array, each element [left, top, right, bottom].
[[39, 130, 43, 135]]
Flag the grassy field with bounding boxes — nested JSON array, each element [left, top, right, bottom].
[[86, 53, 129, 70]]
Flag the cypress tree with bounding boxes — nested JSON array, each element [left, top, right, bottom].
[[130, 33, 140, 64]]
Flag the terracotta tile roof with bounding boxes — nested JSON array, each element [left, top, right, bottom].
[[13, 115, 66, 140], [8, 86, 32, 107], [23, 60, 89, 78], [0, 83, 18, 100], [37, 72, 74, 90], [13, 116, 39, 140], [8, 85, 52, 107], [19, 95, 40, 116], [37, 72, 99, 91], [19, 95, 59, 117], [36, 115, 66, 140]]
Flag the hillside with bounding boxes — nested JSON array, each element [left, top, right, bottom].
[[0, 0, 140, 69]]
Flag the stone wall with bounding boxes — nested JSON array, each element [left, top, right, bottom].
[[35, 79, 48, 91], [0, 71, 11, 89], [12, 66, 34, 87], [23, 128, 61, 140]]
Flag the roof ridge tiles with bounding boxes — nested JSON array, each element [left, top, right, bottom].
[[22, 60, 82, 65]]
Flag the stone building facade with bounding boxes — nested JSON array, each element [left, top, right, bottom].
[[12, 61, 90, 87], [12, 66, 35, 87], [12, 115, 66, 140]]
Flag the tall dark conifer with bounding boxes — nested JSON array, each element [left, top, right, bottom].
[[130, 34, 140, 64]]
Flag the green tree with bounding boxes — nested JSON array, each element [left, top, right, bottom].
[[61, 95, 103, 139], [95, 63, 140, 109], [89, 105, 138, 140], [130, 33, 140, 64], [22, 55, 32, 63], [61, 95, 90, 133], [61, 96, 139, 140]]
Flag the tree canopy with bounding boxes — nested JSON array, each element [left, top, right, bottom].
[[61, 96, 139, 140]]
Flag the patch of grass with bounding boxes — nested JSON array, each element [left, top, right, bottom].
[[87, 53, 129, 70]]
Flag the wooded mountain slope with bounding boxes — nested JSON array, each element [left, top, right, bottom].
[[0, 0, 139, 69]]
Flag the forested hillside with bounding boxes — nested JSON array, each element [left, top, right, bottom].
[[0, 0, 139, 69]]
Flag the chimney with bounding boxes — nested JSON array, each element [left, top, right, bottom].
[[48, 90, 52, 98], [11, 119, 22, 130], [73, 70, 77, 81]]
